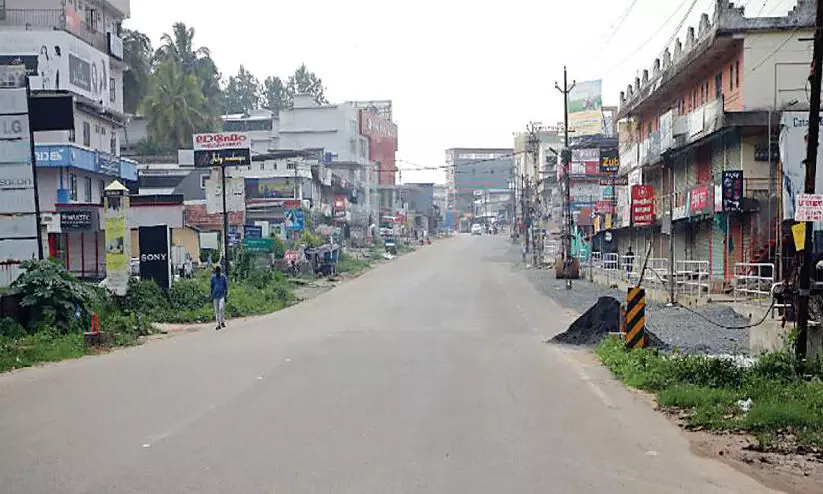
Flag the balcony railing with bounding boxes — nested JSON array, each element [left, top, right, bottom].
[[0, 9, 109, 53]]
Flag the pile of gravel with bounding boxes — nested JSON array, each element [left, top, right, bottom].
[[646, 305, 750, 355], [551, 296, 621, 345]]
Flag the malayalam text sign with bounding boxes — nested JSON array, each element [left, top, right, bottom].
[[631, 184, 655, 227]]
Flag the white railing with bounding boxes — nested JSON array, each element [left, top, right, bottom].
[[734, 262, 775, 305], [675, 260, 710, 297]]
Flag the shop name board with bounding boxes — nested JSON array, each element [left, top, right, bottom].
[[0, 114, 28, 138], [631, 184, 655, 226], [60, 210, 92, 230], [193, 132, 249, 151], [194, 148, 251, 168], [599, 176, 628, 186]]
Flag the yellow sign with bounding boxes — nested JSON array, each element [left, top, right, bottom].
[[792, 222, 807, 251], [593, 216, 600, 233], [104, 191, 129, 295], [605, 214, 613, 230]]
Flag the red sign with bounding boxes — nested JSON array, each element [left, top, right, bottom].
[[184, 204, 244, 229], [631, 185, 655, 226], [359, 110, 398, 186], [284, 250, 300, 263], [193, 132, 249, 151], [595, 200, 615, 214], [689, 184, 710, 215], [334, 194, 347, 221]]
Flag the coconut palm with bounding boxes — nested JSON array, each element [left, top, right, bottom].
[[122, 28, 152, 114], [143, 60, 214, 150], [154, 22, 223, 109]]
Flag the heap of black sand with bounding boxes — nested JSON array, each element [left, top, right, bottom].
[[549, 296, 665, 348]]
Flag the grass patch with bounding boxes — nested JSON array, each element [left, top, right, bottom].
[[0, 331, 89, 372], [337, 254, 371, 275], [595, 337, 823, 449]]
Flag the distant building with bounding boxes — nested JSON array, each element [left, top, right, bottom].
[[445, 148, 513, 215]]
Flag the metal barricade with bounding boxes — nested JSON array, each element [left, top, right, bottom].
[[675, 260, 711, 297], [733, 262, 775, 305]]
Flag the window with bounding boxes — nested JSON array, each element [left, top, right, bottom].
[[69, 173, 77, 201], [94, 124, 100, 134], [109, 77, 115, 102], [715, 73, 723, 100], [110, 134, 117, 155], [68, 128, 75, 143], [82, 122, 90, 146], [200, 174, 208, 189], [287, 162, 296, 170], [101, 126, 106, 135], [0, 1, 6, 21], [735, 60, 740, 88], [99, 180, 105, 204], [730, 64, 734, 90], [84, 176, 92, 202], [259, 162, 265, 170]]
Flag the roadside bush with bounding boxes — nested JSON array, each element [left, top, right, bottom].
[[120, 278, 169, 316], [169, 278, 210, 311], [200, 248, 220, 264], [10, 259, 91, 333], [271, 236, 286, 259], [0, 317, 26, 339], [301, 231, 324, 248]]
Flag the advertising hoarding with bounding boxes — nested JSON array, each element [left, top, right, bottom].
[[194, 148, 251, 168], [0, 31, 110, 109], [194, 132, 250, 151], [568, 80, 603, 137], [205, 175, 245, 214], [104, 186, 129, 295], [721, 170, 743, 212], [689, 184, 711, 216], [780, 112, 823, 221], [359, 110, 398, 185], [138, 225, 171, 290]]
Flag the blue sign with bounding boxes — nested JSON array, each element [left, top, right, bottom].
[[228, 225, 240, 246], [34, 145, 72, 168], [97, 152, 121, 177], [285, 208, 304, 231], [243, 224, 262, 239]]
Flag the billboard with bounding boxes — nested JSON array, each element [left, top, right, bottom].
[[138, 225, 171, 291], [194, 132, 250, 151], [0, 31, 110, 109], [568, 80, 603, 137], [780, 112, 823, 221], [205, 175, 245, 214], [246, 178, 296, 199], [359, 110, 398, 185]]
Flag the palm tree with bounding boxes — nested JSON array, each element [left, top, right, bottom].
[[143, 60, 214, 150], [122, 28, 152, 114]]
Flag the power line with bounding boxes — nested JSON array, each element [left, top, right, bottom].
[[580, 0, 642, 67], [397, 151, 528, 172]]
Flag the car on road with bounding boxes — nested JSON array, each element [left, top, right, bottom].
[[471, 223, 483, 235]]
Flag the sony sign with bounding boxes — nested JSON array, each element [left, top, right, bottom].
[[138, 225, 171, 290]]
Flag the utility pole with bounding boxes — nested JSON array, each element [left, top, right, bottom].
[[797, 1, 823, 359], [221, 164, 230, 279], [556, 66, 576, 289], [526, 123, 542, 266]]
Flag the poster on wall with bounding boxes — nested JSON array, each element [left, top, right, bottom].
[[568, 80, 603, 137], [722, 170, 743, 212], [0, 31, 111, 108], [138, 225, 171, 291], [104, 182, 130, 295], [780, 112, 823, 222]]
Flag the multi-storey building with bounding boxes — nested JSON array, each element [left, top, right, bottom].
[[1, 0, 136, 279], [615, 0, 815, 284], [445, 147, 513, 218]]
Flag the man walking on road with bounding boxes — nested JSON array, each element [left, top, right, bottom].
[[211, 265, 228, 330]]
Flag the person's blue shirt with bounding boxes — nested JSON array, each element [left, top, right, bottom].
[[210, 273, 228, 299]]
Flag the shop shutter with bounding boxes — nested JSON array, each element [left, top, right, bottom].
[[711, 138, 724, 179], [696, 220, 712, 262], [741, 217, 752, 263], [711, 217, 725, 280]]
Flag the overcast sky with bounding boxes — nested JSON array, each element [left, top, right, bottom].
[[127, 0, 799, 183]]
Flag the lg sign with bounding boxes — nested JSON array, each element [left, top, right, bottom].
[[193, 132, 249, 151]]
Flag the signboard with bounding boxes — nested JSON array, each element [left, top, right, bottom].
[[60, 210, 92, 230], [688, 184, 712, 217], [334, 194, 347, 220], [779, 112, 823, 221], [600, 176, 628, 186], [285, 208, 304, 231], [795, 193, 823, 222], [138, 225, 171, 290], [722, 170, 743, 212], [193, 132, 250, 151], [631, 185, 655, 226], [568, 80, 603, 136], [243, 224, 262, 239], [97, 152, 120, 177], [0, 31, 111, 109], [659, 110, 674, 151], [243, 238, 274, 253], [104, 184, 130, 295], [246, 178, 295, 199], [284, 250, 301, 263], [0, 65, 27, 89], [600, 149, 619, 174], [194, 148, 251, 168], [205, 175, 245, 214]]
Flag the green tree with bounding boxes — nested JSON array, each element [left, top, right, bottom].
[[122, 28, 152, 114], [154, 22, 224, 113], [224, 65, 261, 114], [143, 59, 214, 150], [263, 75, 290, 114], [287, 64, 328, 105]]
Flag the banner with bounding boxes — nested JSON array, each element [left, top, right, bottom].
[[104, 185, 129, 295], [194, 148, 251, 168], [285, 208, 305, 231], [0, 31, 111, 109], [568, 80, 603, 137], [138, 225, 171, 290], [194, 132, 249, 151], [780, 112, 823, 221], [688, 184, 712, 217], [631, 185, 655, 226], [721, 170, 743, 212], [334, 194, 347, 221]]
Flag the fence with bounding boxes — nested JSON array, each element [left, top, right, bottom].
[[628, 258, 669, 289], [733, 262, 775, 305], [675, 260, 710, 297]]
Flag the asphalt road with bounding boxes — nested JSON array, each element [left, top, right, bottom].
[[0, 235, 779, 493]]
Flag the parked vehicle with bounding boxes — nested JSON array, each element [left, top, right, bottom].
[[471, 224, 483, 235], [384, 236, 398, 255]]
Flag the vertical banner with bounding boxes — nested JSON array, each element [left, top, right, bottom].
[[138, 225, 171, 290], [721, 170, 743, 212], [104, 182, 130, 295]]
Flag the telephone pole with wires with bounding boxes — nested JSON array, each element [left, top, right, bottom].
[[556, 66, 576, 289], [796, 0, 823, 359]]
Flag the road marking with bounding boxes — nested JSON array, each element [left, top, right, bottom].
[[285, 358, 292, 363], [256, 376, 263, 380], [645, 450, 659, 457], [142, 443, 151, 448], [554, 347, 618, 410]]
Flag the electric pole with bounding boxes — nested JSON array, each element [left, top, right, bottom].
[[526, 122, 542, 266], [221, 164, 230, 279], [797, 1, 823, 359], [556, 66, 576, 289]]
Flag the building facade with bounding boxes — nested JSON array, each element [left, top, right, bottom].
[[1, 0, 135, 279], [615, 0, 816, 284], [445, 147, 513, 218]]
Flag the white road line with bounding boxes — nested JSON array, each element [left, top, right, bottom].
[[554, 347, 618, 410]]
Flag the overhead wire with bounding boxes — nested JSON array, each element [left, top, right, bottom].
[[578, 0, 643, 68]]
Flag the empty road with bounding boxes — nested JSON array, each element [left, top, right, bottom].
[[0, 235, 778, 493]]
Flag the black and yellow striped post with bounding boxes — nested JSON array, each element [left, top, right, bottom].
[[625, 287, 646, 349]]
